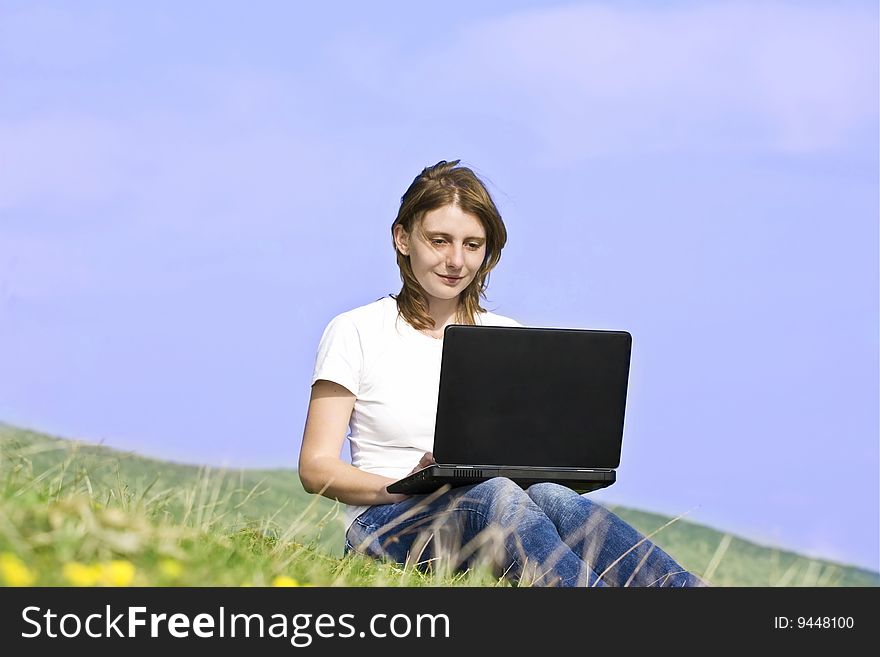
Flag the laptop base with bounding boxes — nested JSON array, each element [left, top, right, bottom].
[[386, 465, 616, 495]]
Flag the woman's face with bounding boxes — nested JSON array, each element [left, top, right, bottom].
[[394, 204, 487, 305]]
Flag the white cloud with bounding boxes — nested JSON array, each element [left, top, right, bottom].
[[397, 3, 877, 161], [0, 78, 353, 225]]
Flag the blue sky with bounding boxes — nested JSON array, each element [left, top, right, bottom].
[[1, 1, 877, 571]]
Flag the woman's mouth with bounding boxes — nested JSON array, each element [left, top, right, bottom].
[[437, 274, 462, 286]]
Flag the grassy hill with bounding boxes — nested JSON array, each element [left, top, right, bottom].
[[0, 422, 876, 587]]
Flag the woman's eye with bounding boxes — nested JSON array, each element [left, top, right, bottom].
[[430, 239, 482, 249]]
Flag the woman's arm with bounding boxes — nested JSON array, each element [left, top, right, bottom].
[[298, 379, 406, 505]]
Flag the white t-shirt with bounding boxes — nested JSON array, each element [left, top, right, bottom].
[[310, 295, 523, 531]]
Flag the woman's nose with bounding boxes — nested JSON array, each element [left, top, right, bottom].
[[447, 244, 465, 268]]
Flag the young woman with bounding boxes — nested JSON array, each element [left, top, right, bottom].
[[298, 160, 707, 587]]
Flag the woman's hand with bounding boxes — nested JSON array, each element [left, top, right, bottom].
[[383, 452, 436, 505], [408, 451, 435, 475], [409, 452, 436, 474]]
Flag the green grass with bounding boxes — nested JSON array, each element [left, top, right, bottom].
[[0, 422, 876, 587]]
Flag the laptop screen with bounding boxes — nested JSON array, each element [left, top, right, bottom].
[[432, 325, 632, 469]]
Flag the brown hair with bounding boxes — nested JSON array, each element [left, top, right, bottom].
[[390, 160, 508, 332]]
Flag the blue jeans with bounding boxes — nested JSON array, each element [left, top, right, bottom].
[[345, 478, 706, 587]]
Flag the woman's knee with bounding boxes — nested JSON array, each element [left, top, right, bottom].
[[458, 477, 535, 518], [527, 482, 580, 504], [465, 476, 518, 494]]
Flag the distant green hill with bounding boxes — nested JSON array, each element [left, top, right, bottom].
[[0, 421, 876, 587], [0, 421, 339, 550]]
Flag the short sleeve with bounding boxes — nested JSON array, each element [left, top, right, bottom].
[[480, 311, 525, 328], [311, 313, 362, 396]]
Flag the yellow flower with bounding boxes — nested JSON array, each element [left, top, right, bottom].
[[100, 560, 136, 587], [0, 552, 35, 587], [63, 562, 102, 587], [271, 575, 301, 587], [158, 559, 183, 579]]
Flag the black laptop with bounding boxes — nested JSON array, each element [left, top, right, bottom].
[[386, 324, 632, 495]]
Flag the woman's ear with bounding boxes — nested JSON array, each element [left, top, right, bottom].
[[393, 224, 409, 256]]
